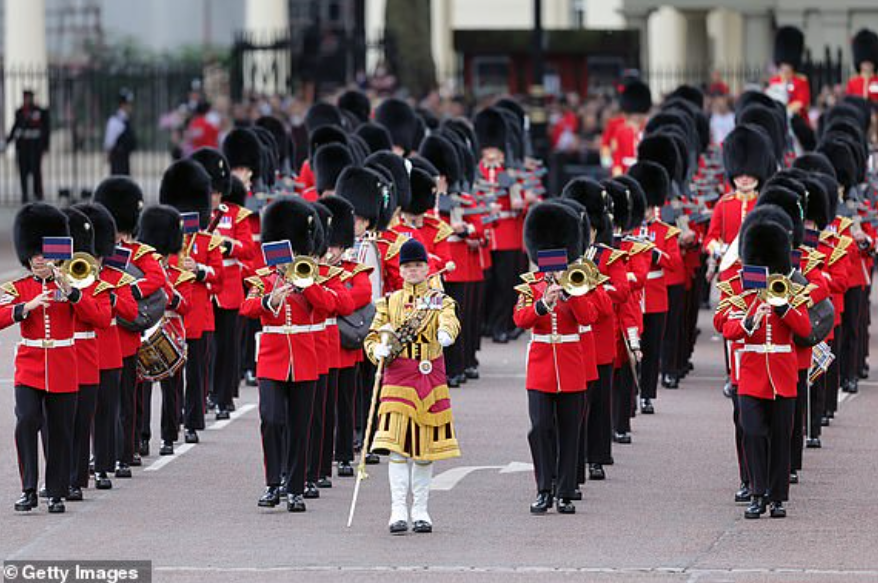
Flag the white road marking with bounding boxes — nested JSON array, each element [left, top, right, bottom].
[[207, 403, 257, 430], [498, 461, 534, 473], [432, 461, 534, 490]]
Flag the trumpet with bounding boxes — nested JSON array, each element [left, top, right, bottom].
[[282, 256, 319, 288], [762, 274, 791, 307], [556, 260, 601, 297], [59, 252, 100, 289]]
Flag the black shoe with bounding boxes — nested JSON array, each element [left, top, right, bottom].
[[412, 520, 433, 533], [848, 379, 859, 394], [206, 395, 217, 411], [744, 496, 767, 519], [789, 471, 799, 484], [613, 432, 632, 444], [66, 486, 83, 501], [389, 520, 408, 534], [303, 482, 320, 499], [278, 482, 289, 498], [858, 365, 869, 380], [661, 374, 679, 389], [826, 410, 835, 419], [227, 401, 237, 412], [39, 486, 48, 498], [820, 416, 830, 427], [464, 367, 480, 380], [139, 440, 150, 457], [570, 488, 582, 501], [530, 491, 553, 514], [215, 409, 231, 421], [258, 486, 280, 508], [286, 494, 306, 512], [245, 371, 258, 387], [447, 375, 461, 388], [589, 464, 606, 481], [337, 462, 354, 477], [508, 327, 525, 341], [115, 463, 132, 478], [184, 430, 199, 444], [806, 437, 822, 449], [130, 453, 142, 467], [723, 381, 735, 399], [14, 490, 38, 512], [641, 399, 655, 414], [316, 477, 332, 489], [556, 498, 576, 514], [94, 473, 112, 490], [47, 497, 66, 514], [492, 332, 509, 344], [159, 441, 174, 456], [459, 374, 468, 385], [365, 453, 380, 465], [734, 483, 751, 503], [769, 501, 786, 518]]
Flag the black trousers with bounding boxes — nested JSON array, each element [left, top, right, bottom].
[[334, 365, 358, 463], [137, 380, 151, 442], [527, 390, 585, 499], [319, 369, 340, 477], [260, 379, 316, 493], [17, 143, 44, 202], [730, 385, 748, 484], [660, 284, 684, 378], [117, 355, 138, 464], [306, 374, 329, 482], [213, 306, 242, 409], [739, 394, 795, 502], [356, 358, 377, 444], [640, 312, 666, 400], [586, 364, 614, 465], [185, 337, 209, 431], [840, 286, 865, 384], [612, 364, 634, 434], [16, 386, 76, 497], [444, 282, 466, 378], [464, 281, 482, 369], [70, 384, 99, 488], [93, 368, 121, 474], [791, 371, 808, 472], [160, 369, 184, 442], [824, 329, 841, 415], [242, 318, 260, 380], [473, 279, 486, 357], [810, 360, 826, 440], [860, 285, 871, 373], [487, 250, 519, 337]]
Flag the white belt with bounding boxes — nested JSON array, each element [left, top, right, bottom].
[[325, 318, 337, 326], [447, 235, 465, 243], [20, 338, 75, 349], [647, 270, 664, 280], [531, 333, 580, 344], [740, 344, 792, 354], [262, 324, 325, 335], [497, 211, 518, 219], [222, 258, 241, 267], [578, 325, 592, 333], [74, 331, 96, 340], [110, 317, 117, 327]]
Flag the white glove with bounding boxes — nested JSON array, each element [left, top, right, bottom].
[[437, 330, 453, 347], [373, 343, 391, 360]]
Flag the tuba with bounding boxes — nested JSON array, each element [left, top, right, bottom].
[[59, 252, 99, 289], [762, 274, 791, 307], [283, 256, 318, 288]]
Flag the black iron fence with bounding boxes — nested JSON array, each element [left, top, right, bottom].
[[1, 64, 204, 206]]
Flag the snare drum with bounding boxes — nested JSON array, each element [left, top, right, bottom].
[[137, 316, 187, 381]]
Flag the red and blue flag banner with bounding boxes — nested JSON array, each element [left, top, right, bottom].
[[105, 246, 132, 270], [262, 240, 294, 267], [181, 212, 201, 234], [803, 228, 820, 248], [790, 249, 803, 267], [42, 237, 73, 261], [740, 264, 768, 290], [537, 249, 568, 273]]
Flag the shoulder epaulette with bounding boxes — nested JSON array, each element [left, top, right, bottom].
[[432, 219, 454, 244], [174, 269, 197, 286], [716, 280, 734, 297], [607, 248, 626, 265], [795, 72, 807, 80], [256, 267, 273, 277], [665, 225, 681, 240], [803, 249, 825, 274], [208, 233, 224, 251], [628, 241, 654, 255], [514, 283, 533, 298], [317, 265, 344, 284], [235, 208, 253, 223], [838, 217, 854, 233], [520, 272, 538, 284], [93, 280, 114, 296], [114, 270, 137, 286], [133, 243, 155, 261], [244, 275, 265, 291], [1, 280, 20, 298], [829, 236, 852, 265]]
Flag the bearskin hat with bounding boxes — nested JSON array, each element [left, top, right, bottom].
[[335, 166, 389, 231], [311, 201, 332, 257], [474, 107, 508, 152], [614, 175, 647, 230], [255, 115, 291, 166], [798, 174, 831, 229], [314, 143, 353, 195], [627, 161, 670, 208], [374, 98, 418, 154], [740, 205, 793, 275], [222, 128, 263, 175], [495, 97, 527, 128], [814, 172, 840, 218], [604, 179, 632, 232], [792, 152, 837, 179], [524, 201, 584, 264], [757, 186, 805, 247], [365, 151, 411, 212], [667, 85, 705, 109], [817, 137, 858, 191], [561, 177, 609, 228], [73, 203, 117, 259], [93, 176, 143, 235], [763, 171, 807, 203], [62, 207, 95, 256], [190, 147, 232, 198], [722, 123, 776, 187], [159, 159, 212, 229], [356, 122, 393, 154], [224, 176, 247, 207], [338, 90, 371, 125], [404, 168, 437, 216], [308, 125, 348, 161], [553, 198, 594, 247], [839, 96, 872, 131], [620, 80, 652, 114], [419, 134, 462, 187], [852, 28, 878, 70], [347, 134, 369, 165], [14, 203, 69, 268], [637, 134, 683, 184], [737, 104, 785, 162], [305, 102, 343, 133], [318, 195, 355, 249], [138, 205, 184, 256], [774, 26, 805, 69], [262, 197, 321, 256], [663, 98, 710, 153]]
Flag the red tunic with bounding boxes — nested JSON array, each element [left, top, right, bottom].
[[118, 241, 167, 358], [640, 219, 682, 314], [768, 73, 811, 126], [795, 247, 830, 370], [169, 231, 225, 339], [338, 261, 373, 368], [376, 228, 407, 294], [73, 279, 115, 386], [703, 191, 757, 256], [212, 203, 255, 310], [478, 161, 523, 251], [96, 266, 138, 371], [845, 75, 878, 103], [590, 244, 629, 366]]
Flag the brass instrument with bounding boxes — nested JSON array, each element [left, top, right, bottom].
[[762, 274, 791, 307], [282, 256, 319, 288], [59, 252, 100, 289], [553, 260, 602, 297]]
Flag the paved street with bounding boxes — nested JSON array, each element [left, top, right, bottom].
[[2, 246, 877, 583]]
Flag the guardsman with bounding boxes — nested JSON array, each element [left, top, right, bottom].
[[308, 143, 354, 200], [601, 80, 651, 176], [846, 29, 878, 103], [2, 203, 103, 513], [160, 159, 225, 445], [4, 90, 50, 202], [365, 238, 460, 534], [514, 202, 600, 515], [242, 198, 338, 513], [93, 177, 166, 477], [768, 27, 811, 130]]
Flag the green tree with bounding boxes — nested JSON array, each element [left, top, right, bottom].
[[384, 0, 436, 97]]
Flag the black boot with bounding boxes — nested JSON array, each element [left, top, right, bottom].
[[258, 486, 280, 508], [570, 487, 582, 501], [806, 437, 822, 449], [789, 471, 799, 484], [530, 491, 553, 514], [734, 483, 751, 503], [14, 490, 38, 512], [94, 473, 113, 490], [286, 494, 306, 512], [66, 486, 83, 501], [303, 482, 320, 499], [640, 398, 654, 414], [159, 441, 174, 456], [389, 520, 408, 535], [139, 439, 150, 457], [613, 432, 632, 444], [115, 463, 132, 478], [744, 496, 767, 519], [47, 497, 66, 514], [337, 462, 354, 477], [588, 464, 606, 481], [556, 498, 576, 514], [316, 477, 332, 489], [447, 375, 461, 388], [769, 500, 786, 518], [464, 367, 480, 380], [184, 430, 199, 444], [365, 452, 380, 465], [215, 409, 231, 421], [412, 520, 432, 533]]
